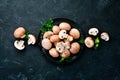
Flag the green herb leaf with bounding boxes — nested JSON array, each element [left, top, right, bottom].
[[44, 18, 53, 28], [25, 31, 29, 39], [94, 43, 99, 49], [78, 38, 84, 44], [95, 37, 100, 44], [59, 57, 65, 62], [65, 57, 72, 62], [40, 27, 47, 34]]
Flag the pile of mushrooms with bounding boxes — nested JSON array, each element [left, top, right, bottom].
[[41, 22, 81, 58], [84, 28, 110, 48], [14, 27, 36, 50]]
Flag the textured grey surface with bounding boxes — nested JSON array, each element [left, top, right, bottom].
[[0, 0, 120, 80]]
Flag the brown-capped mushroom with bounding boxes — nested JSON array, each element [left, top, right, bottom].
[[43, 31, 53, 39], [41, 39, 52, 50], [59, 22, 71, 31], [70, 42, 80, 54], [50, 35, 60, 43], [27, 34, 36, 45], [100, 32, 109, 41], [52, 25, 60, 34], [14, 27, 26, 38], [84, 37, 94, 48], [60, 49, 70, 58], [66, 35, 73, 42], [64, 40, 70, 49], [69, 28, 80, 39], [49, 48, 59, 58], [88, 28, 99, 36]]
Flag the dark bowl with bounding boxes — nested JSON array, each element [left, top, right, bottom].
[[38, 18, 84, 64]]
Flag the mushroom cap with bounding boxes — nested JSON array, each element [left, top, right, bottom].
[[41, 39, 52, 50], [52, 25, 60, 34], [50, 35, 60, 43], [58, 30, 68, 39], [100, 32, 109, 41], [84, 37, 94, 48], [88, 28, 99, 36], [43, 31, 53, 39], [49, 48, 59, 58], [60, 49, 70, 58], [14, 40, 25, 50], [66, 35, 73, 42], [69, 28, 80, 39], [14, 27, 26, 38], [28, 34, 36, 45], [59, 22, 71, 31], [70, 42, 80, 54]]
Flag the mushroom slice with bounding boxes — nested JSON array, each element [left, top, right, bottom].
[[59, 30, 68, 39], [84, 37, 94, 48], [14, 40, 25, 50], [88, 28, 99, 36], [100, 32, 109, 41], [28, 34, 36, 45], [56, 41, 65, 53]]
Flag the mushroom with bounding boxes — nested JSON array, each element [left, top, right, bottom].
[[50, 35, 60, 43], [56, 41, 65, 53], [84, 37, 94, 48], [100, 32, 109, 41], [66, 35, 73, 42], [64, 40, 71, 49], [41, 39, 52, 50], [27, 34, 36, 45], [88, 28, 99, 36], [60, 49, 70, 58], [59, 30, 68, 39], [52, 25, 60, 34], [59, 22, 71, 31], [49, 48, 59, 58], [69, 28, 80, 39], [14, 40, 25, 50], [14, 27, 26, 38], [70, 42, 80, 54], [43, 31, 53, 39]]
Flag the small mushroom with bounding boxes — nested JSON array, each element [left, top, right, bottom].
[[64, 40, 71, 49], [84, 37, 94, 48], [59, 30, 68, 39], [43, 31, 53, 39], [41, 39, 52, 50], [69, 28, 80, 39], [14, 27, 26, 38], [27, 34, 36, 45], [100, 32, 109, 41], [50, 35, 60, 43], [52, 25, 60, 34], [59, 22, 71, 31], [60, 49, 70, 58], [70, 42, 80, 54], [56, 41, 65, 53], [14, 40, 25, 50], [88, 28, 99, 36], [66, 35, 73, 42], [49, 48, 59, 58]]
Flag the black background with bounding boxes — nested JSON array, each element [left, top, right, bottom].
[[0, 0, 120, 80]]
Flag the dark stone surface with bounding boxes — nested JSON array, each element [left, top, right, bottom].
[[0, 0, 120, 80]]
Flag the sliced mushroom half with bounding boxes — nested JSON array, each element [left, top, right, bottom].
[[14, 40, 25, 50], [28, 34, 36, 45]]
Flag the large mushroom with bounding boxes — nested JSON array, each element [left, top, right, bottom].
[[14, 27, 26, 38], [43, 31, 53, 39], [69, 28, 80, 39], [52, 25, 60, 34], [50, 35, 60, 43], [27, 34, 36, 45], [41, 39, 52, 50], [70, 42, 80, 54], [14, 40, 25, 50], [49, 48, 59, 58], [60, 49, 70, 58], [84, 37, 94, 48], [59, 22, 71, 31], [88, 28, 99, 36]]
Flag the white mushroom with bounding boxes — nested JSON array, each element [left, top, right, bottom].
[[41, 39, 52, 50], [56, 41, 65, 53], [69, 28, 80, 39], [52, 25, 60, 34], [59, 22, 71, 31], [28, 34, 36, 45], [43, 31, 53, 39], [58, 30, 68, 39], [49, 48, 59, 58], [14, 40, 25, 50], [14, 27, 26, 38], [100, 32, 109, 41], [84, 37, 94, 48], [88, 28, 99, 36]]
